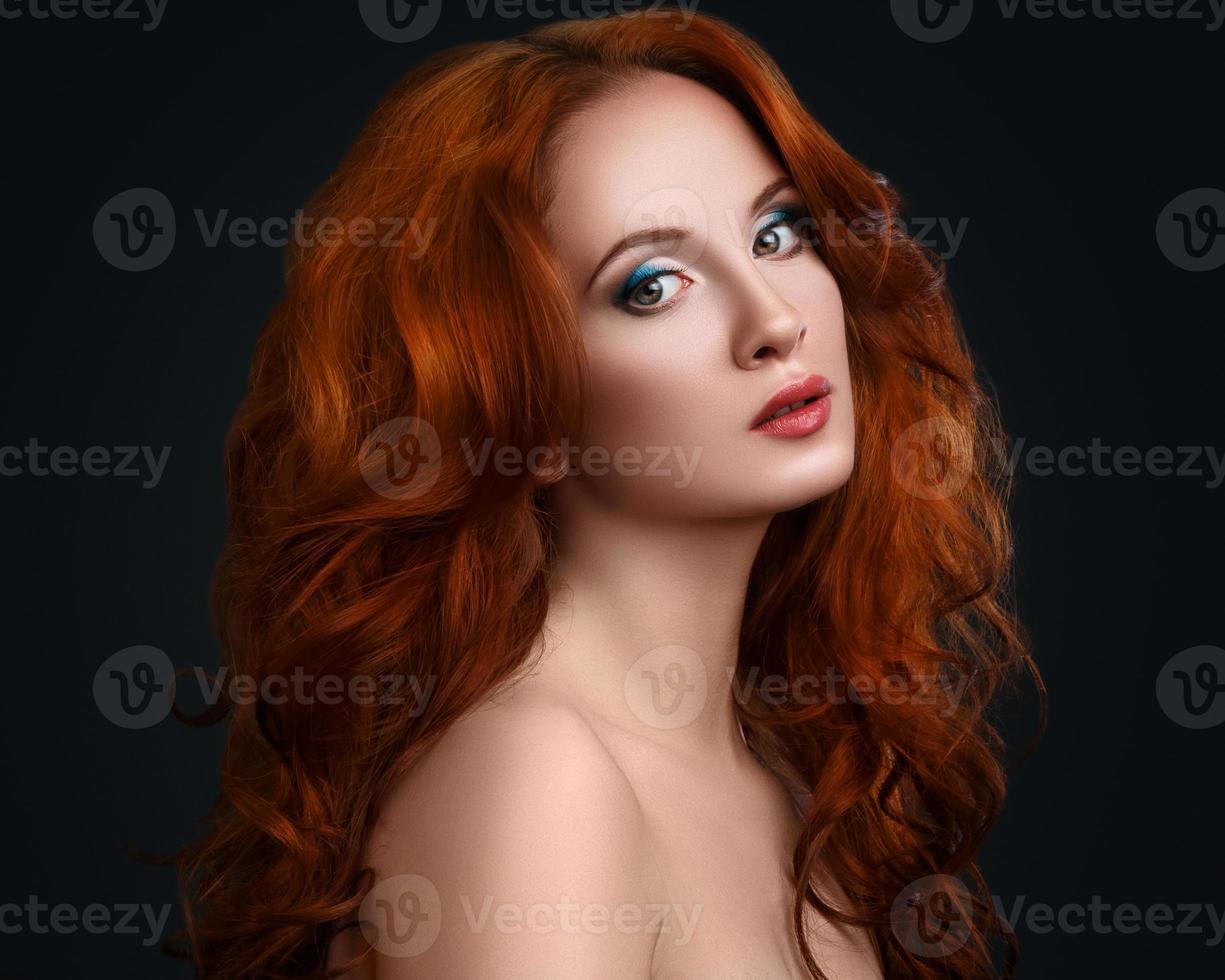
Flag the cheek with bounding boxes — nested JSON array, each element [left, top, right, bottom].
[[786, 261, 846, 346], [581, 331, 706, 453]]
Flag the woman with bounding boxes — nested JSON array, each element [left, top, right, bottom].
[[168, 9, 1040, 978]]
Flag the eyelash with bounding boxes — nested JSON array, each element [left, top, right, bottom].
[[619, 260, 688, 303], [616, 205, 812, 317]]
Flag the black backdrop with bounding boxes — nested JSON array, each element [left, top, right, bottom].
[[2, 1, 1222, 977]]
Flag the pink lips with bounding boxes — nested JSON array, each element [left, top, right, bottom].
[[750, 373, 832, 438]]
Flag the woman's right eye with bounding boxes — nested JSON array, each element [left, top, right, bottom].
[[618, 262, 692, 316]]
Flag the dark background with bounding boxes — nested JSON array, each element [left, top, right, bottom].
[[1, 0, 1222, 976]]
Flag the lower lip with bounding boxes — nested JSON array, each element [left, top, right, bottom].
[[751, 395, 831, 438]]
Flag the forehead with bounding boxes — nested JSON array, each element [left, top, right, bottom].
[[545, 71, 785, 263]]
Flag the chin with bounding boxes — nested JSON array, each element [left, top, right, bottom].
[[651, 446, 855, 519], [753, 479, 848, 516], [752, 444, 856, 513]]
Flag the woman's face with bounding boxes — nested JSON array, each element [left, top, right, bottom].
[[544, 70, 855, 519]]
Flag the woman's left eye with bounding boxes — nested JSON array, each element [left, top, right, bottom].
[[753, 210, 806, 258]]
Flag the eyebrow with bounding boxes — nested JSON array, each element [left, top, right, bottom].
[[585, 176, 799, 293], [749, 176, 798, 219], [585, 227, 690, 292]]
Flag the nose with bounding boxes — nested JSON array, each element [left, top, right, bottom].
[[729, 265, 807, 369]]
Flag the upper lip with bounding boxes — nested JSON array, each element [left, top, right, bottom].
[[750, 373, 831, 428]]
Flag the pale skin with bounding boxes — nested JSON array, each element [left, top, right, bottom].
[[329, 71, 882, 979]]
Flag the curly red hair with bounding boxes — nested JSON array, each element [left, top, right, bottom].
[[163, 9, 1042, 978]]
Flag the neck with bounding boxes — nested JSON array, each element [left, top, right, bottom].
[[532, 489, 772, 759]]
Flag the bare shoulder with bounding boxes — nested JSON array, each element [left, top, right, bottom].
[[356, 692, 663, 979]]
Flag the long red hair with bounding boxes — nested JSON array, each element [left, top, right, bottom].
[[165, 9, 1042, 978]]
